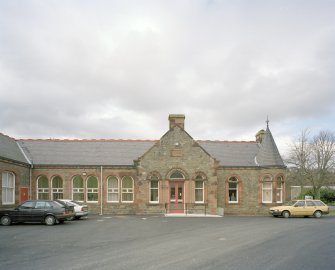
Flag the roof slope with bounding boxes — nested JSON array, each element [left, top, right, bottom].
[[199, 141, 259, 167], [18, 140, 156, 166], [0, 133, 29, 164], [255, 127, 285, 167]]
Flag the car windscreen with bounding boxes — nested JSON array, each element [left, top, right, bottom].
[[285, 201, 297, 206]]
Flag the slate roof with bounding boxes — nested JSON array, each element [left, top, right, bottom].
[[1, 126, 285, 168], [198, 141, 260, 167], [255, 127, 285, 167], [17, 140, 156, 166], [0, 133, 29, 164]]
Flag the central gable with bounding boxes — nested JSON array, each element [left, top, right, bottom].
[[138, 118, 216, 178]]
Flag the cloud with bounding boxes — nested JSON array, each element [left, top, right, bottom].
[[0, 0, 335, 158]]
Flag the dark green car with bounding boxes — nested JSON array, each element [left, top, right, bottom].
[[0, 200, 75, 226]]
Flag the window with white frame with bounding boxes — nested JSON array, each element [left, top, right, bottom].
[[107, 176, 119, 202], [37, 176, 49, 200], [195, 175, 204, 203], [2, 172, 15, 205], [276, 176, 283, 203], [122, 176, 133, 202], [87, 176, 98, 202], [149, 175, 159, 203], [228, 177, 238, 203], [72, 175, 84, 201], [262, 176, 273, 203], [52, 176, 63, 200]]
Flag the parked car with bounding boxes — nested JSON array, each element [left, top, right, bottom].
[[0, 200, 75, 226], [57, 199, 88, 220], [269, 199, 329, 218]]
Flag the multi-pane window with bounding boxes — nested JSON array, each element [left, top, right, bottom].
[[122, 176, 133, 202], [37, 176, 49, 200], [73, 176, 84, 201], [150, 175, 159, 203], [52, 176, 63, 200], [276, 176, 283, 203], [262, 176, 272, 203], [195, 175, 204, 203], [228, 177, 238, 203], [107, 176, 119, 202], [87, 176, 98, 202], [2, 172, 15, 205]]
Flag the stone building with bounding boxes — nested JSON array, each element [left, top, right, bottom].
[[0, 114, 286, 215]]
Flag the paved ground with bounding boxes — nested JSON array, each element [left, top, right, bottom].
[[1, 215, 335, 270]]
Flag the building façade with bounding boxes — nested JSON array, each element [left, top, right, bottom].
[[0, 114, 286, 215]]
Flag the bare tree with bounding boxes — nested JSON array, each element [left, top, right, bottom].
[[287, 130, 335, 198]]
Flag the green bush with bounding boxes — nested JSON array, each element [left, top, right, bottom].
[[297, 188, 335, 204]]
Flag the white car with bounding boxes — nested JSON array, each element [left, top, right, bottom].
[[58, 199, 88, 220]]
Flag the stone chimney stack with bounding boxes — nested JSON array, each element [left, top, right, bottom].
[[169, 114, 185, 129]]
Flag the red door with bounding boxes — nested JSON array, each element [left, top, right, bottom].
[[169, 181, 184, 213], [20, 187, 29, 203]]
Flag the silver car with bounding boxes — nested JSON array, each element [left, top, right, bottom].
[[57, 199, 88, 220]]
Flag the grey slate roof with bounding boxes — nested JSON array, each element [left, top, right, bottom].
[[1, 126, 285, 168], [255, 127, 285, 167], [199, 141, 260, 167], [18, 140, 156, 166], [0, 133, 29, 164]]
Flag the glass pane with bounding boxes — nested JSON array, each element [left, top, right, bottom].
[[73, 193, 84, 201], [38, 177, 48, 188], [263, 190, 271, 202], [170, 187, 175, 200], [195, 189, 203, 201], [151, 180, 158, 188], [263, 182, 272, 189], [122, 177, 133, 188], [109, 177, 118, 188], [53, 177, 62, 188], [151, 189, 158, 202], [229, 190, 237, 201], [87, 177, 98, 188], [178, 186, 182, 200], [170, 171, 184, 179], [195, 181, 203, 188], [73, 176, 83, 188], [229, 182, 237, 189]]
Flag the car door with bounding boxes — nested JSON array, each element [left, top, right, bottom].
[[17, 201, 35, 222], [292, 200, 306, 216], [305, 200, 317, 215], [31, 201, 47, 222]]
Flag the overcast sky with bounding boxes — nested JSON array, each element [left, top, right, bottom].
[[1, 0, 334, 157]]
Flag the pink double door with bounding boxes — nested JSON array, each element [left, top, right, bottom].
[[169, 181, 184, 213]]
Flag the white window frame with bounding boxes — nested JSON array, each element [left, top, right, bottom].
[[37, 176, 49, 200], [149, 179, 159, 204], [52, 176, 63, 200], [276, 177, 283, 203], [107, 176, 119, 203], [72, 176, 84, 202], [121, 176, 134, 203], [262, 180, 273, 203], [195, 180, 204, 203], [2, 172, 15, 205], [228, 177, 238, 204], [86, 176, 99, 203]]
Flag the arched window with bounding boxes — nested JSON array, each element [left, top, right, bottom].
[[122, 176, 134, 202], [170, 171, 185, 180], [228, 177, 238, 203], [52, 176, 63, 200], [87, 176, 98, 202], [262, 176, 272, 203], [2, 171, 15, 205], [195, 175, 204, 203], [276, 176, 283, 203], [107, 176, 119, 202], [37, 176, 49, 200], [72, 175, 84, 201], [149, 175, 159, 203]]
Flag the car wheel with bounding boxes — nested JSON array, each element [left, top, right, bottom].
[[1, 216, 11, 226], [314, 211, 322, 218], [282, 211, 290, 218], [45, 215, 56, 226]]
